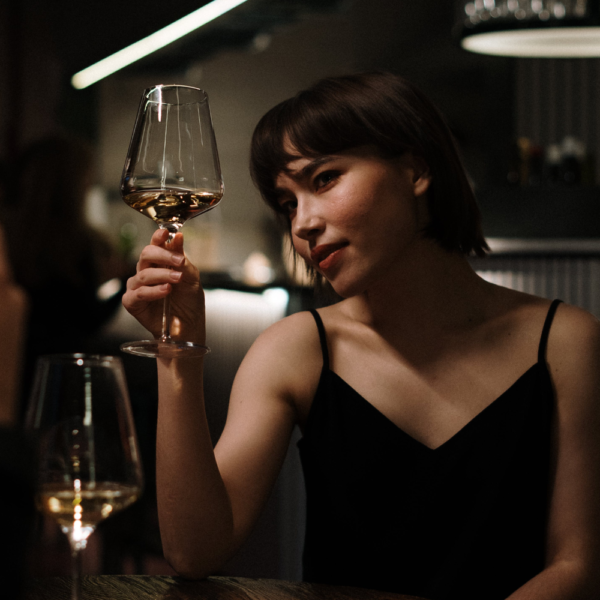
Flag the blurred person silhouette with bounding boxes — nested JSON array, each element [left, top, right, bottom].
[[0, 186, 34, 597], [0, 157, 29, 425], [0, 220, 28, 425], [1, 135, 130, 419]]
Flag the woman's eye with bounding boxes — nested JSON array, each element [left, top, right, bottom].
[[314, 170, 338, 189], [279, 199, 297, 215]]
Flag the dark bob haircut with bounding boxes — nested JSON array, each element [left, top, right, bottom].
[[250, 71, 488, 258]]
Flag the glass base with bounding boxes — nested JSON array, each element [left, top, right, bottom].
[[120, 339, 211, 358]]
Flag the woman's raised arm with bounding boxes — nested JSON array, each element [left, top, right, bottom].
[[155, 312, 318, 577], [123, 233, 319, 578]]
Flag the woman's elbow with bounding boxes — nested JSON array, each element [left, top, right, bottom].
[[163, 548, 223, 580], [162, 530, 235, 580]]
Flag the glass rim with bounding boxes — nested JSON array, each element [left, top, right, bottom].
[[143, 84, 208, 104]]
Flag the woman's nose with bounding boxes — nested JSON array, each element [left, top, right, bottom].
[[291, 198, 324, 240]]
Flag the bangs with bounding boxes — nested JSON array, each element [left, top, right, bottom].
[[249, 97, 353, 215]]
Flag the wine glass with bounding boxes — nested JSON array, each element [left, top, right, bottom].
[[120, 84, 223, 358], [26, 354, 144, 600]]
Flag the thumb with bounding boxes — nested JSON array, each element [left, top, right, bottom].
[[170, 232, 185, 254]]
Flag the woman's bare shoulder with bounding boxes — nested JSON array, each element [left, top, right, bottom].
[[234, 310, 325, 411], [486, 283, 549, 312], [548, 301, 600, 361], [553, 299, 600, 327], [480, 286, 600, 374], [495, 289, 600, 340], [254, 301, 350, 345], [252, 310, 323, 354], [529, 300, 600, 428]]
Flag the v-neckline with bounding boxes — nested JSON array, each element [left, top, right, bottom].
[[326, 363, 541, 451]]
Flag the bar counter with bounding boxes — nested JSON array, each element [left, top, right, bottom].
[[24, 575, 427, 600]]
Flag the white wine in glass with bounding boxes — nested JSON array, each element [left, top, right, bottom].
[[120, 84, 223, 358], [26, 354, 144, 599]]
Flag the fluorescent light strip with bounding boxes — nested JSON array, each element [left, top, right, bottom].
[[71, 0, 249, 89], [461, 27, 600, 57]]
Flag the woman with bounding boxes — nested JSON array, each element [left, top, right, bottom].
[[123, 72, 600, 599]]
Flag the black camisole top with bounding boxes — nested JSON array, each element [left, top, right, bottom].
[[298, 300, 560, 600]]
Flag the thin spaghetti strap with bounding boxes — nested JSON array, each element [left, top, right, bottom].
[[309, 309, 330, 371], [538, 299, 563, 364]]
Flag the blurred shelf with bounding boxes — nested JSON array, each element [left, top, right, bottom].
[[486, 237, 600, 255], [477, 186, 600, 240]]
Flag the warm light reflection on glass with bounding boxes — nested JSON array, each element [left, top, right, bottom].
[[72, 479, 85, 541]]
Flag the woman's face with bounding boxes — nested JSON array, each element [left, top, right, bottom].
[[274, 145, 431, 298]]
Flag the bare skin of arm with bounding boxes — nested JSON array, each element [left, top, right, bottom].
[[154, 315, 319, 577], [507, 304, 600, 599], [123, 230, 318, 578]]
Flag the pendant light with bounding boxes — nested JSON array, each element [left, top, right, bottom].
[[457, 0, 600, 57]]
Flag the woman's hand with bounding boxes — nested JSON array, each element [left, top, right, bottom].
[[122, 229, 205, 344]]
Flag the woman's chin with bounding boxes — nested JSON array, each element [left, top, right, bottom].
[[327, 278, 364, 300]]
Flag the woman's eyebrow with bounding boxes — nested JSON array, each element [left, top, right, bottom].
[[273, 156, 336, 199], [285, 155, 334, 182]]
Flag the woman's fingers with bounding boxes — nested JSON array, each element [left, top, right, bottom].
[[168, 232, 185, 254], [137, 243, 185, 272], [138, 229, 176, 266], [129, 267, 182, 290], [150, 229, 184, 250], [124, 281, 170, 307], [122, 270, 174, 321], [151, 227, 170, 245], [126, 232, 194, 308], [125, 267, 182, 313], [123, 231, 203, 340]]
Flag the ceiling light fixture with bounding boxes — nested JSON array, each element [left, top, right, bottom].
[[71, 0, 249, 89], [457, 0, 600, 57]]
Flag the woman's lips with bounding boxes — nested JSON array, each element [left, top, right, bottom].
[[311, 243, 348, 270]]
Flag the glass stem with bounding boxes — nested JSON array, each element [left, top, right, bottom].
[[161, 295, 172, 342], [71, 548, 82, 600], [64, 519, 93, 599], [160, 226, 177, 343]]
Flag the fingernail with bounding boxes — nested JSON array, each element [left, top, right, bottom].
[[172, 255, 184, 265], [170, 271, 182, 281]]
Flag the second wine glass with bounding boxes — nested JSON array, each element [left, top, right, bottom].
[[120, 84, 223, 358], [26, 354, 143, 600]]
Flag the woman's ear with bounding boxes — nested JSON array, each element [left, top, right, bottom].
[[409, 155, 432, 197]]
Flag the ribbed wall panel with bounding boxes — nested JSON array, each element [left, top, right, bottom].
[[471, 255, 600, 316]]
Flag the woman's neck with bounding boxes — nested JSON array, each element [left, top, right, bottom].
[[341, 238, 493, 337]]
